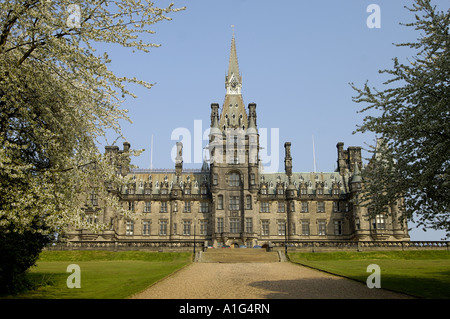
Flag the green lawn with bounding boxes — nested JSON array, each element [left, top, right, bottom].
[[5, 251, 192, 299], [288, 250, 450, 299]]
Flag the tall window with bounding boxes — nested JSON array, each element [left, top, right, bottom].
[[184, 201, 191, 213], [261, 220, 270, 236], [230, 218, 240, 233], [126, 220, 134, 235], [200, 202, 209, 213], [89, 190, 98, 206], [334, 220, 343, 235], [277, 221, 286, 236], [128, 201, 135, 211], [318, 220, 326, 235], [217, 195, 224, 210], [183, 220, 191, 235], [278, 202, 285, 213], [144, 201, 151, 213], [333, 201, 340, 212], [229, 196, 240, 211], [301, 202, 308, 213], [159, 220, 167, 235], [250, 173, 255, 185], [142, 221, 151, 235], [246, 195, 252, 210], [317, 201, 325, 213], [217, 218, 224, 233], [260, 202, 269, 213], [200, 220, 208, 235], [301, 220, 310, 235], [245, 218, 253, 233], [160, 201, 167, 213], [228, 172, 240, 186]]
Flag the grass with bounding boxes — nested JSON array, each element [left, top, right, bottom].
[[288, 250, 450, 299], [4, 251, 192, 299], [5, 250, 449, 299]]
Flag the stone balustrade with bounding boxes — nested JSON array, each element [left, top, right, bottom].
[[45, 240, 449, 252]]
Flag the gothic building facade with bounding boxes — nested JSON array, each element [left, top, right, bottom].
[[67, 36, 409, 248]]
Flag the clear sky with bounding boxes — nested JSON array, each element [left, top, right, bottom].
[[99, 0, 449, 240]]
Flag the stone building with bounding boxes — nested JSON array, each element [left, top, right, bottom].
[[67, 36, 409, 247]]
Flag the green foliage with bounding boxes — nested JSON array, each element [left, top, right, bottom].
[[0, 224, 52, 294], [0, 0, 185, 294], [351, 0, 450, 237]]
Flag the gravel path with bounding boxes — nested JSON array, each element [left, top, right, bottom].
[[130, 262, 413, 299]]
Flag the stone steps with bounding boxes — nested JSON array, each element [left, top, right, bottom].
[[198, 248, 281, 263]]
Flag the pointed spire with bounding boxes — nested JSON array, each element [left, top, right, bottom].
[[201, 154, 209, 172], [226, 28, 242, 94], [210, 111, 221, 135], [228, 28, 240, 79]]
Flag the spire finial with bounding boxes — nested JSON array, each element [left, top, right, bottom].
[[231, 25, 235, 38]]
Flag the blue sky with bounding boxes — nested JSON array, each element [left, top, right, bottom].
[[100, 0, 449, 240]]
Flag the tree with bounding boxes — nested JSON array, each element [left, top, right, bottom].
[[351, 0, 449, 238], [0, 0, 184, 293]]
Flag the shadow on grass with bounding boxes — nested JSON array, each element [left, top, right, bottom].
[[288, 261, 450, 299], [248, 276, 415, 299]]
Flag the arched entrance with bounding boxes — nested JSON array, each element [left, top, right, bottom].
[[226, 239, 243, 248]]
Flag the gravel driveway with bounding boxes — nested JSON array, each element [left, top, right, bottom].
[[130, 262, 413, 299]]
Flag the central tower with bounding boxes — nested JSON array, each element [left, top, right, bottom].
[[208, 34, 260, 247]]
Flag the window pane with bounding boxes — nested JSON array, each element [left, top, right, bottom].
[[229, 173, 240, 186]]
